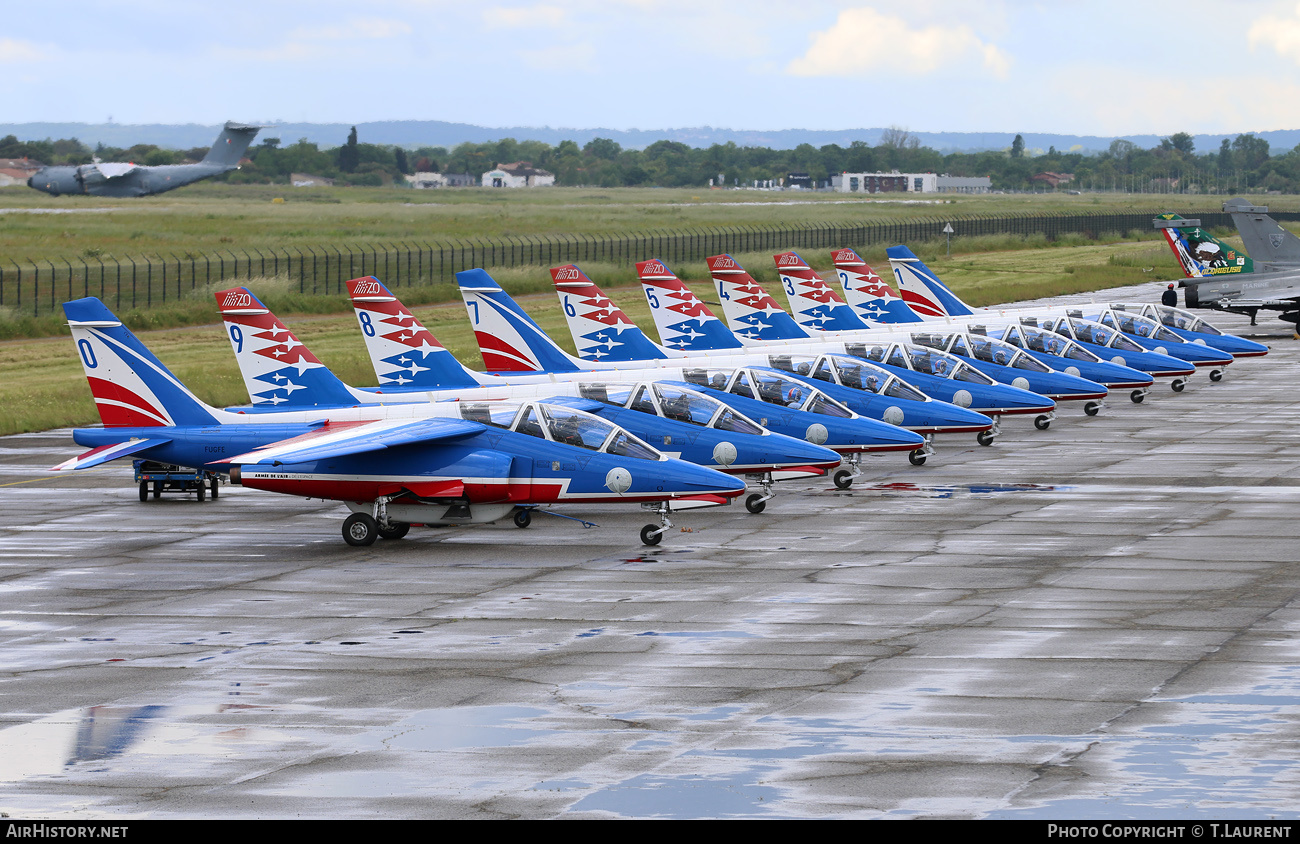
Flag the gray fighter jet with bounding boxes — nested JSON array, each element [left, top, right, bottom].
[[27, 122, 260, 197], [1157, 198, 1300, 328]]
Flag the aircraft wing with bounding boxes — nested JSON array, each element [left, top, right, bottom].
[[52, 437, 172, 471], [91, 162, 139, 180], [222, 417, 484, 466]]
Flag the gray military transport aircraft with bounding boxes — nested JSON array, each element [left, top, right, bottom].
[[27, 121, 260, 197]]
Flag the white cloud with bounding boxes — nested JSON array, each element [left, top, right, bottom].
[[0, 38, 52, 63], [786, 7, 1010, 79], [483, 5, 567, 28], [518, 42, 597, 72], [1247, 2, 1300, 62], [291, 18, 414, 41]]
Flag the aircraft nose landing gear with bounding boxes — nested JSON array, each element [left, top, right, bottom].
[[908, 435, 936, 466], [743, 471, 777, 514], [640, 501, 675, 546], [976, 417, 1002, 447], [1130, 388, 1148, 404], [1209, 368, 1224, 382], [1084, 400, 1103, 417], [832, 454, 863, 489], [1034, 411, 1056, 431]]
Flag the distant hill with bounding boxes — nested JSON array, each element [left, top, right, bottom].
[[4, 120, 1299, 155]]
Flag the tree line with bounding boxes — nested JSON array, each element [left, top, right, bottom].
[[3, 127, 1299, 193]]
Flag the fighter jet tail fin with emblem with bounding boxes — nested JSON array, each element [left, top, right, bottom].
[[215, 287, 360, 408], [456, 268, 584, 373], [62, 297, 222, 428], [886, 245, 976, 317], [705, 254, 810, 342], [830, 247, 924, 324], [1221, 199, 1300, 269], [636, 259, 745, 352], [772, 250, 868, 332], [550, 264, 673, 363], [346, 276, 484, 389], [1154, 212, 1254, 279]]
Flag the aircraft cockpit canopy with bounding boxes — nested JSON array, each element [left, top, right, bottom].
[[460, 400, 662, 460], [1151, 305, 1224, 335], [716, 368, 855, 418]]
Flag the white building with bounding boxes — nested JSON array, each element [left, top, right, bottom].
[[482, 161, 555, 188], [831, 172, 937, 194]]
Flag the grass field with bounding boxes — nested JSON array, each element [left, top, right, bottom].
[[2, 184, 1291, 263], [0, 236, 1195, 436]]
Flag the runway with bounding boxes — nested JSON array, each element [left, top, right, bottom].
[[2, 286, 1298, 818]]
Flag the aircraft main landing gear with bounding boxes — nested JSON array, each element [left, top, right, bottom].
[[343, 513, 378, 547], [513, 509, 532, 528]]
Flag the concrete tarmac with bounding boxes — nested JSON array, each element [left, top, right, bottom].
[[2, 286, 1298, 818]]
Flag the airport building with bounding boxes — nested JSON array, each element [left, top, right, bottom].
[[831, 172, 993, 194], [482, 161, 556, 188]]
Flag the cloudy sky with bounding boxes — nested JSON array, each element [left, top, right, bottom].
[[9, 0, 1300, 135]]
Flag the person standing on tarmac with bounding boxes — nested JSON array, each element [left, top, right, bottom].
[[1162, 283, 1178, 307]]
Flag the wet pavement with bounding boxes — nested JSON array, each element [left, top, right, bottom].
[[2, 287, 1298, 818]]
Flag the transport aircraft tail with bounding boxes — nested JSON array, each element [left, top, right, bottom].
[[550, 264, 673, 362], [215, 287, 360, 408], [1154, 213, 1254, 279], [636, 259, 745, 352], [773, 250, 868, 331], [705, 254, 810, 341], [346, 276, 483, 389], [200, 122, 261, 169], [455, 268, 584, 373], [830, 247, 923, 324], [886, 245, 976, 318]]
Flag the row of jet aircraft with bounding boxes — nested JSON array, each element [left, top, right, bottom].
[[56, 242, 1267, 548]]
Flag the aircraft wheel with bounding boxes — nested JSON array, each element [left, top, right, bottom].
[[343, 513, 378, 547], [139, 481, 149, 502], [152, 481, 162, 499], [908, 450, 927, 466], [833, 469, 854, 490], [1210, 369, 1223, 382], [196, 482, 206, 502], [640, 524, 662, 546], [1171, 378, 1186, 393], [977, 431, 996, 447], [1084, 401, 1101, 417], [1130, 390, 1146, 404], [513, 510, 532, 529], [210, 478, 219, 499], [745, 493, 767, 514], [1034, 415, 1052, 431], [378, 521, 410, 540]]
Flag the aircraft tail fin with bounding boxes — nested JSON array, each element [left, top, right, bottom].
[[1155, 212, 1254, 278], [63, 297, 220, 428], [636, 259, 745, 352], [550, 264, 672, 363], [201, 122, 261, 168], [1224, 198, 1298, 267], [346, 276, 484, 389], [885, 245, 975, 317], [215, 287, 360, 407], [773, 250, 868, 331], [705, 254, 810, 341], [830, 247, 923, 324], [456, 269, 583, 373]]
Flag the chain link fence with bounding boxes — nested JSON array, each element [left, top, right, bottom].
[[5, 209, 1295, 316]]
